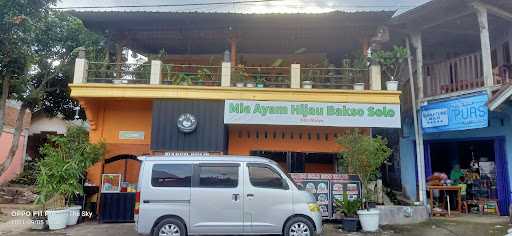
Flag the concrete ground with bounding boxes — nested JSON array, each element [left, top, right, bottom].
[[0, 218, 509, 236], [0, 204, 510, 236]]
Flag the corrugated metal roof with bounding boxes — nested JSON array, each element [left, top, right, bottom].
[[70, 10, 394, 55]]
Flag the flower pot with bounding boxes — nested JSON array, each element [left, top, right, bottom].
[[353, 83, 365, 90], [302, 81, 313, 89], [67, 205, 82, 225], [31, 217, 46, 230], [256, 83, 264, 88], [342, 217, 359, 232], [357, 209, 380, 232], [367, 201, 377, 209], [246, 82, 256, 88], [46, 209, 68, 230], [235, 82, 245, 88], [386, 80, 399, 91]]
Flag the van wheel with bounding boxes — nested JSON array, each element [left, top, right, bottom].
[[284, 217, 314, 236], [153, 218, 186, 236]]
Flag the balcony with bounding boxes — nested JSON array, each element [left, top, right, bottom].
[[71, 58, 399, 104], [423, 52, 511, 98], [81, 60, 370, 89]]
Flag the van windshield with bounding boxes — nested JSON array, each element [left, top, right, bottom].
[[273, 163, 301, 190]]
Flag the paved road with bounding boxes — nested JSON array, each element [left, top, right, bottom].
[[0, 219, 509, 236]]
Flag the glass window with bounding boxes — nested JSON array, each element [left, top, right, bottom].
[[199, 166, 238, 188], [151, 164, 192, 187], [249, 165, 287, 189]]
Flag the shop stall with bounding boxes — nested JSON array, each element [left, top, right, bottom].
[[426, 140, 501, 216], [99, 156, 139, 222]]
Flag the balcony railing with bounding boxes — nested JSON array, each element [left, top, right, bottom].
[[301, 67, 369, 89], [161, 64, 221, 86], [234, 66, 291, 88], [87, 62, 151, 84], [424, 52, 511, 97], [74, 59, 383, 91]]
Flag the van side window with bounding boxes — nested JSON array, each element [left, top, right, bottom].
[[248, 165, 288, 189], [151, 164, 192, 187], [199, 166, 238, 188]]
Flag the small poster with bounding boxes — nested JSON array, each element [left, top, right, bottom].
[[101, 174, 121, 193]]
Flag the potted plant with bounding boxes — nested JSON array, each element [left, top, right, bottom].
[[370, 46, 408, 91], [334, 192, 362, 232], [301, 65, 315, 89], [36, 126, 105, 229], [30, 207, 47, 230], [197, 68, 214, 86], [254, 68, 265, 88], [337, 131, 392, 232], [172, 72, 195, 86], [232, 65, 248, 87]]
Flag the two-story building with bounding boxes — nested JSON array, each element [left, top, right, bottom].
[[393, 0, 512, 215], [69, 10, 402, 217]]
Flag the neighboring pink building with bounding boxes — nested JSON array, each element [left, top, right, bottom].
[[0, 100, 31, 184]]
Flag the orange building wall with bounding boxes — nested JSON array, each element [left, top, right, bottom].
[[81, 99, 152, 187], [228, 125, 368, 154], [228, 125, 368, 173]]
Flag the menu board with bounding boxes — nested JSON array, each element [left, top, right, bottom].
[[290, 173, 362, 219]]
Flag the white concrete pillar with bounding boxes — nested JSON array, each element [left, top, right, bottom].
[[411, 32, 424, 99], [221, 62, 231, 87], [475, 5, 494, 87], [150, 60, 162, 85], [290, 64, 301, 88], [369, 64, 382, 90], [73, 58, 88, 84]]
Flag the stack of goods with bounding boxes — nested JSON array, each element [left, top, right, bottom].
[[427, 172, 448, 186]]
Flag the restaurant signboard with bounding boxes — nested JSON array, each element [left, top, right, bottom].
[[224, 100, 401, 128]]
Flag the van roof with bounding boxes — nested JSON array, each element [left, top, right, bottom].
[[137, 155, 274, 163]]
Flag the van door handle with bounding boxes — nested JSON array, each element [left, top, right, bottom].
[[247, 194, 254, 199], [232, 194, 240, 202]]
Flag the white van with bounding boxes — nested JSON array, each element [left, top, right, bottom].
[[135, 155, 323, 236]]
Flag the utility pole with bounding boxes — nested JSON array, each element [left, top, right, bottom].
[[406, 37, 427, 204]]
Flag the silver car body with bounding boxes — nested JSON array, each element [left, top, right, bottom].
[[135, 155, 323, 235]]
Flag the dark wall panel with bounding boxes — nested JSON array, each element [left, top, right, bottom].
[[151, 100, 226, 152]]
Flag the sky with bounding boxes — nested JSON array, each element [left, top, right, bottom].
[[56, 0, 431, 14]]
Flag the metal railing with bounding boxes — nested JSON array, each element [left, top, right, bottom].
[[300, 67, 369, 89], [161, 64, 221, 86], [80, 60, 376, 91], [87, 62, 151, 84], [233, 66, 291, 88]]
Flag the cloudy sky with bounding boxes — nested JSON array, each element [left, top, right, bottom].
[[56, 0, 431, 14]]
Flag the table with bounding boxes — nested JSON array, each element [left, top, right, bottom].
[[427, 185, 462, 214]]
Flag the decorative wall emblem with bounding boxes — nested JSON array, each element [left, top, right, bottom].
[[177, 113, 197, 133]]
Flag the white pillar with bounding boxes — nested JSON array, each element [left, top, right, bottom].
[[411, 32, 424, 99], [475, 5, 494, 87], [369, 64, 382, 90], [73, 58, 88, 84], [150, 60, 162, 85], [221, 62, 231, 87], [290, 64, 301, 88]]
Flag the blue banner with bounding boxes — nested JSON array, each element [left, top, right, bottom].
[[421, 92, 488, 133]]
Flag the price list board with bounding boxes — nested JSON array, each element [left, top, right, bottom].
[[291, 173, 362, 219]]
